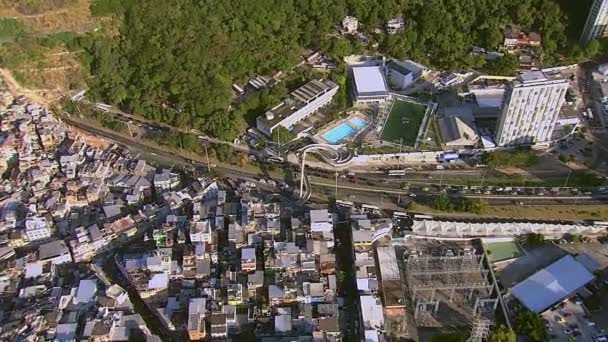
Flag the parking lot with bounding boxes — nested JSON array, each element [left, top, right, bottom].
[[543, 299, 604, 341]]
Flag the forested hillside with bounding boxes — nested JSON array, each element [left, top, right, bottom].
[[82, 0, 592, 140]]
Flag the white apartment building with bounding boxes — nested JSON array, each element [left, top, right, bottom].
[[495, 71, 568, 147], [581, 0, 608, 43], [25, 216, 51, 242], [256, 79, 339, 137]]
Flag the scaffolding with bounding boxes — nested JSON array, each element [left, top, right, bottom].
[[404, 247, 499, 327]]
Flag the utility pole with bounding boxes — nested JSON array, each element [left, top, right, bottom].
[[126, 121, 133, 137], [563, 169, 572, 188], [278, 128, 281, 159], [399, 138, 403, 170], [480, 167, 487, 188], [334, 171, 338, 198], [204, 140, 211, 173]]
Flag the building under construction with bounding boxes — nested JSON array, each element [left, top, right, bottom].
[[377, 238, 506, 341]]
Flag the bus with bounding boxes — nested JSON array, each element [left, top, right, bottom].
[[393, 211, 409, 218], [388, 170, 406, 176], [362, 204, 381, 212], [335, 200, 355, 208], [413, 214, 434, 221]]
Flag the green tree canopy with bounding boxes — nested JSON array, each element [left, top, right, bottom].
[[514, 311, 547, 342], [488, 325, 516, 342]]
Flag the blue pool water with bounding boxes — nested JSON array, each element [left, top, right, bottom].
[[322, 118, 368, 144], [349, 117, 367, 129]]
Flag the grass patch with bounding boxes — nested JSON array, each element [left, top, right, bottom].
[[482, 149, 539, 168], [0, 18, 27, 44], [359, 145, 402, 155], [410, 202, 608, 221], [90, 0, 126, 16], [381, 99, 426, 146]]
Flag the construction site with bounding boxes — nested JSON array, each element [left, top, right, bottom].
[[379, 238, 506, 341]]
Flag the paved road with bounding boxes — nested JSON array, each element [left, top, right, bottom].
[[62, 114, 608, 207]]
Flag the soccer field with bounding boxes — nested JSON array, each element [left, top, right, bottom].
[[485, 241, 524, 263], [381, 100, 426, 146]]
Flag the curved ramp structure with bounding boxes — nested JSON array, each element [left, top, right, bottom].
[[297, 144, 352, 201]]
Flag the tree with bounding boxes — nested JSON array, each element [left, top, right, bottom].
[[514, 311, 547, 342], [486, 55, 519, 76], [518, 233, 545, 248], [271, 126, 295, 144], [488, 325, 516, 342], [431, 195, 453, 211]]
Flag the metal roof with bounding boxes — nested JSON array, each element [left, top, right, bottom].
[[511, 255, 594, 312], [377, 246, 400, 281], [352, 66, 388, 95]]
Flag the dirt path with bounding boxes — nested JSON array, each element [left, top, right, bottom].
[[0, 68, 59, 105]]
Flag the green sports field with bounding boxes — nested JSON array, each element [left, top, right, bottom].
[[381, 99, 426, 146], [485, 241, 524, 263]]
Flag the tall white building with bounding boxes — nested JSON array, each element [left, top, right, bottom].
[[495, 71, 568, 147], [581, 0, 608, 43]]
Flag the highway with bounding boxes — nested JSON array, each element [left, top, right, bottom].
[[60, 113, 608, 207]]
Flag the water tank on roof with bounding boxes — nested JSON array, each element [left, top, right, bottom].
[[265, 112, 274, 121]]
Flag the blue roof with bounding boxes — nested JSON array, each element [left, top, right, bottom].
[[511, 255, 594, 312]]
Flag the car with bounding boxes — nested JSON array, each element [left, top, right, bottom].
[[563, 328, 573, 335], [409, 193, 417, 198], [563, 312, 572, 317], [422, 187, 430, 192], [556, 317, 566, 324], [596, 336, 608, 342]]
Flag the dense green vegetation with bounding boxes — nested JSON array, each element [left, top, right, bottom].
[[487, 325, 516, 342], [517, 233, 545, 247], [0, 19, 26, 44], [80, 0, 598, 140], [514, 310, 547, 342], [431, 332, 467, 342], [431, 196, 489, 214]]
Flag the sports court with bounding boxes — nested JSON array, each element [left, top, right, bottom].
[[484, 240, 524, 263], [380, 99, 426, 146]]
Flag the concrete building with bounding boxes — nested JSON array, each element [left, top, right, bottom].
[[351, 66, 390, 104], [342, 16, 359, 34], [256, 79, 339, 137], [386, 16, 405, 34], [581, 0, 608, 43], [438, 114, 479, 148], [386, 60, 427, 90], [24, 216, 51, 242], [495, 71, 568, 146]]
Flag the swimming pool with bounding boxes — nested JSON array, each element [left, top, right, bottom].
[[322, 118, 368, 144], [323, 123, 356, 144], [349, 117, 367, 129]]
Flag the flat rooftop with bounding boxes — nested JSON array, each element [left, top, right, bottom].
[[259, 79, 338, 127], [511, 255, 594, 313], [353, 66, 388, 95]]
